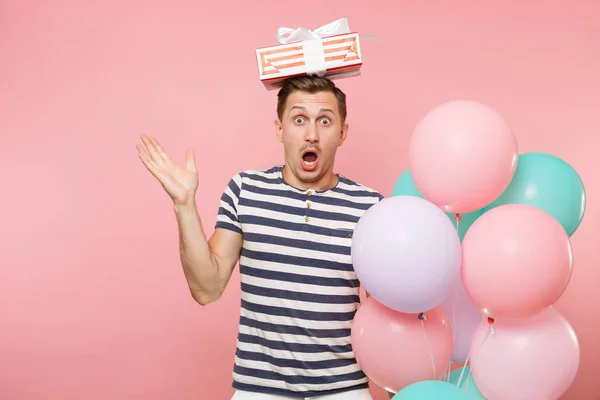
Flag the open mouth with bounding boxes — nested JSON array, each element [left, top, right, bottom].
[[301, 149, 318, 171]]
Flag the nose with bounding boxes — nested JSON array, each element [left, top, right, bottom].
[[305, 121, 319, 143]]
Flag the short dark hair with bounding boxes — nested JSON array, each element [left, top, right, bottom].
[[276, 76, 347, 122]]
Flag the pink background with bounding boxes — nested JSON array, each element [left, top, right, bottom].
[[1, 1, 599, 399]]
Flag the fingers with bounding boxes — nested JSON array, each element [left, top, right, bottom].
[[138, 143, 186, 202], [137, 143, 168, 183], [140, 134, 175, 169], [139, 134, 162, 164], [185, 148, 197, 172], [138, 134, 197, 177], [149, 136, 176, 168]]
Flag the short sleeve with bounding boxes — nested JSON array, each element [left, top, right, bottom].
[[215, 173, 243, 235]]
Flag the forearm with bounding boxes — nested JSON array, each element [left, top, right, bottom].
[[174, 202, 223, 304]]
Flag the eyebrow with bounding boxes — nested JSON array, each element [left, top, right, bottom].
[[290, 106, 335, 114]]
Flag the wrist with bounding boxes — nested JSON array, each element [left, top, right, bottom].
[[173, 200, 197, 215]]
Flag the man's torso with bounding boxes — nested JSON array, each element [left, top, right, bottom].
[[215, 165, 383, 397]]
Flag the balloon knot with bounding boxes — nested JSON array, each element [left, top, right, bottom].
[[487, 317, 495, 325], [418, 312, 426, 321], [454, 213, 462, 222]]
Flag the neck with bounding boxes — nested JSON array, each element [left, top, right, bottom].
[[281, 164, 338, 192]]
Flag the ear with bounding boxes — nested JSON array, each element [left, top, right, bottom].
[[338, 122, 349, 146], [274, 119, 283, 143]]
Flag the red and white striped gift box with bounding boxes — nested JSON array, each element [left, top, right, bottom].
[[255, 32, 363, 90]]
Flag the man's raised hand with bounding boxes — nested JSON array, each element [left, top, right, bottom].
[[137, 134, 198, 206]]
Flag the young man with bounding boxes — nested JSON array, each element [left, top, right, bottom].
[[137, 76, 386, 399]]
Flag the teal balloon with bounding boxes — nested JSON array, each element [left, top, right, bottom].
[[392, 169, 423, 198], [448, 367, 485, 399], [392, 380, 472, 400], [392, 169, 484, 241], [485, 152, 585, 236]]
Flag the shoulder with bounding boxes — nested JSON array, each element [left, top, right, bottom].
[[336, 175, 385, 202], [227, 165, 283, 189], [237, 165, 282, 180]]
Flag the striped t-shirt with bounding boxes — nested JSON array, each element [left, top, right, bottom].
[[215, 165, 384, 397]]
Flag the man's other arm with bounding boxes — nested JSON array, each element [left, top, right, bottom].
[[175, 203, 242, 305]]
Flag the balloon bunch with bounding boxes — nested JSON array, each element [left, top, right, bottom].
[[350, 100, 585, 399]]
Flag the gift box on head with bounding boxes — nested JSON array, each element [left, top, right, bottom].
[[256, 18, 365, 90]]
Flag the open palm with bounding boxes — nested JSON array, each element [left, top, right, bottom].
[[137, 134, 198, 206]]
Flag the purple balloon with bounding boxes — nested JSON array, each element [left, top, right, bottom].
[[440, 278, 484, 363], [352, 196, 462, 313]]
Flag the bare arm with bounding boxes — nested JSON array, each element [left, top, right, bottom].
[[137, 134, 242, 305], [175, 203, 242, 305]]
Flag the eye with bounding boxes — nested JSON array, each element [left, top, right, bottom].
[[320, 117, 331, 125], [294, 116, 305, 124]]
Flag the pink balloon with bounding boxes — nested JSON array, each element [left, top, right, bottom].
[[408, 100, 518, 213], [470, 307, 580, 400], [461, 204, 573, 319], [351, 297, 452, 393]]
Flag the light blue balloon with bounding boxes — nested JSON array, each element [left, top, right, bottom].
[[448, 367, 485, 399], [392, 380, 472, 400], [392, 169, 484, 241], [484, 152, 585, 236], [392, 169, 423, 198]]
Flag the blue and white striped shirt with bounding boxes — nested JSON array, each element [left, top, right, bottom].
[[215, 165, 383, 397]]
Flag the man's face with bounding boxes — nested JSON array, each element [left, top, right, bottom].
[[275, 90, 348, 187]]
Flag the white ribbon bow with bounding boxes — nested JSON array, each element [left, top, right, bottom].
[[276, 17, 381, 44], [276, 17, 351, 44]]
